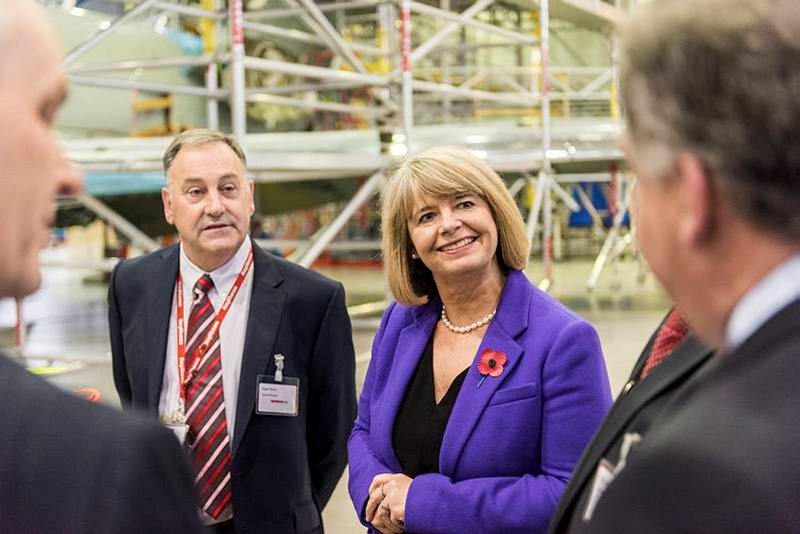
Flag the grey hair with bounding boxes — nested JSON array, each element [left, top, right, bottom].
[[162, 129, 247, 186], [621, 0, 800, 241]]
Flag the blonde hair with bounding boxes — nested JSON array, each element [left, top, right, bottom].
[[381, 146, 529, 306]]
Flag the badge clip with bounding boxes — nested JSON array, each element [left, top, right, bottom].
[[613, 432, 642, 476], [274, 354, 285, 383]]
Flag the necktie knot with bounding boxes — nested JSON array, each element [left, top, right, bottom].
[[194, 274, 214, 297]]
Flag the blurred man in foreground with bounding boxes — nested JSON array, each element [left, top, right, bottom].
[[573, 0, 800, 531], [0, 2, 203, 532]]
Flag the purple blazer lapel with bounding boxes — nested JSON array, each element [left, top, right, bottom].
[[439, 270, 532, 475], [375, 301, 440, 473]]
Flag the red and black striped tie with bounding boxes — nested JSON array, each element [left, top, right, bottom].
[[184, 274, 233, 520], [640, 308, 689, 379]]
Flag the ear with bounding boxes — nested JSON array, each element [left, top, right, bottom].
[[161, 186, 175, 225], [675, 152, 715, 246], [248, 178, 256, 216]]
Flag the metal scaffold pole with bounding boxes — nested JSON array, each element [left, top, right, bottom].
[[401, 0, 414, 154], [587, 172, 633, 291], [296, 171, 384, 268], [586, 31, 631, 291], [539, 0, 553, 288], [52, 0, 629, 291], [525, 0, 555, 290], [610, 32, 620, 121], [64, 0, 160, 66], [230, 0, 247, 138], [203, 0, 222, 130]]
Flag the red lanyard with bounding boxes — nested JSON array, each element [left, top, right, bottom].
[[175, 247, 254, 400]]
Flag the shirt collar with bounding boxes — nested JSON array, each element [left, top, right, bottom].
[[725, 254, 800, 351], [179, 238, 252, 296]]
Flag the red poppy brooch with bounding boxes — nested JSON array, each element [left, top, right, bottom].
[[476, 349, 507, 388]]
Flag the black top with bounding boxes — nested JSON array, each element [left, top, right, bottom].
[[392, 336, 469, 477]]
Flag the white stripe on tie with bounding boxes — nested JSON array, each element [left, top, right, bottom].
[[186, 312, 215, 350], [185, 369, 223, 419], [195, 435, 230, 482], [203, 472, 232, 511], [193, 402, 226, 445]]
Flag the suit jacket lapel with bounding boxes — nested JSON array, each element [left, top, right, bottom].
[[375, 302, 439, 473], [607, 336, 712, 437], [232, 244, 285, 457], [146, 245, 180, 413], [439, 270, 529, 475], [554, 335, 712, 526]]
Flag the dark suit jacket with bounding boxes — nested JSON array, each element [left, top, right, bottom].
[[108, 240, 357, 534], [0, 353, 204, 534], [549, 316, 713, 534], [578, 299, 800, 533]]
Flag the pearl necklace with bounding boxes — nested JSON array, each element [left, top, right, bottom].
[[441, 304, 496, 334]]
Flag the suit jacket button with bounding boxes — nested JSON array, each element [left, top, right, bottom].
[[622, 379, 636, 395]]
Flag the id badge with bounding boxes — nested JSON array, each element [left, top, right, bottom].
[[256, 375, 299, 417]]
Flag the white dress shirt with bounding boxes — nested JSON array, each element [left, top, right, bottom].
[[725, 254, 800, 351], [158, 238, 254, 441]]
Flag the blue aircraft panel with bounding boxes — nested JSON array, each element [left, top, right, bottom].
[[84, 172, 164, 197]]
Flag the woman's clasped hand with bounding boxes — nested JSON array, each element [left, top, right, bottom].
[[365, 474, 412, 533]]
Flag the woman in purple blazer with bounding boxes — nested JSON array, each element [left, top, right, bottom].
[[348, 146, 612, 533]]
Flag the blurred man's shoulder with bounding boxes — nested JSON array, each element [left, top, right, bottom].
[[0, 352, 202, 533], [0, 352, 169, 456]]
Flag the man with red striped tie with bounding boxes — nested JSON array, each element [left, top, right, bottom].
[[109, 129, 356, 533]]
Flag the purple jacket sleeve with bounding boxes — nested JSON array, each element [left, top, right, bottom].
[[403, 320, 612, 533], [347, 302, 398, 527]]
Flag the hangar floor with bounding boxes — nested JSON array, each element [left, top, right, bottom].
[[1, 246, 669, 533]]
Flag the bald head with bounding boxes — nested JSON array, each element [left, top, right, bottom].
[[0, 0, 83, 298], [0, 1, 38, 46], [0, 1, 57, 74]]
